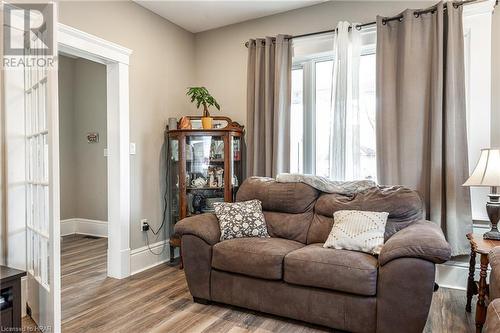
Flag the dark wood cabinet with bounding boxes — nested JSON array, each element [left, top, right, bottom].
[[1, 266, 26, 331], [166, 116, 244, 263]]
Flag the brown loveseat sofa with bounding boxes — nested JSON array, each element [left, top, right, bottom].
[[485, 247, 500, 332], [175, 177, 451, 333]]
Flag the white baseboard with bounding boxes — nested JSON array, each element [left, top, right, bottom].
[[436, 260, 490, 290], [130, 239, 172, 275], [435, 224, 494, 290], [61, 218, 108, 238]]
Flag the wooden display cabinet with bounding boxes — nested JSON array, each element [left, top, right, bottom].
[[166, 116, 244, 264]]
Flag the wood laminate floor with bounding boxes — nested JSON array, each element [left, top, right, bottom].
[[22, 235, 475, 332]]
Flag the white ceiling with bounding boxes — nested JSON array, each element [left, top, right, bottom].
[[134, 1, 324, 33]]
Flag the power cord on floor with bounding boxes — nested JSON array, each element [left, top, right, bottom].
[[146, 230, 165, 255], [145, 136, 171, 256]]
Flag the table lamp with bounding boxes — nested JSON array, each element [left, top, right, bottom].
[[463, 148, 500, 240]]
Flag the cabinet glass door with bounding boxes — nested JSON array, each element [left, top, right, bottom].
[[168, 137, 179, 229], [185, 135, 225, 215], [231, 136, 243, 201]]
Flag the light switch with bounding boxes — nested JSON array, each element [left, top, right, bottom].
[[130, 143, 136, 155]]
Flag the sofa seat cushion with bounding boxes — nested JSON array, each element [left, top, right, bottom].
[[284, 243, 379, 296], [212, 237, 304, 280]]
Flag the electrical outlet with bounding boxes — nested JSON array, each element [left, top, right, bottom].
[[141, 219, 149, 232]]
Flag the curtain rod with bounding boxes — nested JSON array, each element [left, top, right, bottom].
[[244, 0, 484, 48]]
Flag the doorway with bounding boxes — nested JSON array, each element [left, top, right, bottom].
[[58, 52, 108, 272], [58, 24, 132, 279]]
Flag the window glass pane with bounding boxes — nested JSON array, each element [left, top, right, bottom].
[[292, 51, 376, 181], [290, 68, 303, 173], [315, 60, 333, 177], [359, 53, 377, 181]]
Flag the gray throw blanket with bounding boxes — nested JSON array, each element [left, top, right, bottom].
[[276, 173, 377, 195]]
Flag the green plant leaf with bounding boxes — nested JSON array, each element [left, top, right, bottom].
[[186, 86, 220, 113]]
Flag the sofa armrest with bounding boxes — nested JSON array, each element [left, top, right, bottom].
[[379, 221, 451, 266], [485, 298, 500, 333], [489, 247, 500, 300], [490, 247, 500, 269], [174, 213, 220, 245]]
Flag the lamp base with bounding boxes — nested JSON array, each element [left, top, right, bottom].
[[483, 230, 500, 240], [484, 197, 500, 240]]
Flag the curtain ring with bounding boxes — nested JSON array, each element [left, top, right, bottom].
[[398, 17, 403, 22], [414, 12, 420, 18], [453, 3, 459, 9], [355, 24, 361, 31], [382, 19, 387, 25]]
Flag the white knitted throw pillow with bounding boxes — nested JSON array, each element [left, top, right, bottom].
[[324, 210, 389, 255]]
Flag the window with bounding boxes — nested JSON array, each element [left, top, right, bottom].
[[290, 68, 304, 174], [290, 36, 376, 181]]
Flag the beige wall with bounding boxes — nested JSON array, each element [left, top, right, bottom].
[[59, 1, 196, 249], [59, 55, 107, 222], [193, 1, 433, 126], [74, 58, 108, 221], [58, 56, 76, 220], [492, 9, 500, 147]]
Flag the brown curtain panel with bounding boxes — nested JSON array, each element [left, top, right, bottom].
[[376, 2, 472, 255], [246, 35, 291, 178]]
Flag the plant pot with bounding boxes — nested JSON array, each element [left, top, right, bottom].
[[202, 116, 213, 129]]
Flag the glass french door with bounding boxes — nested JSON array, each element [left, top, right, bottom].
[[23, 4, 61, 331]]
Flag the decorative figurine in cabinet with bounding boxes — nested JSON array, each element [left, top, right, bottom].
[[166, 116, 244, 264]]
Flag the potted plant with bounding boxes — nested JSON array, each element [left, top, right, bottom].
[[186, 87, 220, 129]]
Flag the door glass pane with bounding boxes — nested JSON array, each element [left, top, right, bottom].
[[27, 185, 32, 228], [26, 91, 32, 135], [44, 186, 49, 235], [33, 86, 39, 132], [43, 134, 49, 182], [34, 186, 39, 231], [28, 138, 33, 181], [39, 81, 47, 131]]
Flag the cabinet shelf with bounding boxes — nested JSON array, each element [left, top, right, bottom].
[[187, 186, 224, 191], [171, 159, 242, 163], [188, 159, 224, 163]]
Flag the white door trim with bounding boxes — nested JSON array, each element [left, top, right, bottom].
[[58, 23, 133, 279]]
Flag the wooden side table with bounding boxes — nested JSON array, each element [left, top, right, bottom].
[[0, 266, 26, 332], [466, 233, 500, 333]]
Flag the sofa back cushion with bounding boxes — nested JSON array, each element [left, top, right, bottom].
[[237, 177, 319, 243], [307, 186, 423, 244], [237, 177, 319, 213]]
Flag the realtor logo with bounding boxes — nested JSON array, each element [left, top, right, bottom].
[[3, 2, 54, 56]]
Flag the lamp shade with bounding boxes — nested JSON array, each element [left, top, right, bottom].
[[463, 148, 500, 187]]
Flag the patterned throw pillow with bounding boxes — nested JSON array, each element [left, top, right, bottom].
[[324, 210, 389, 255], [214, 199, 270, 241]]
